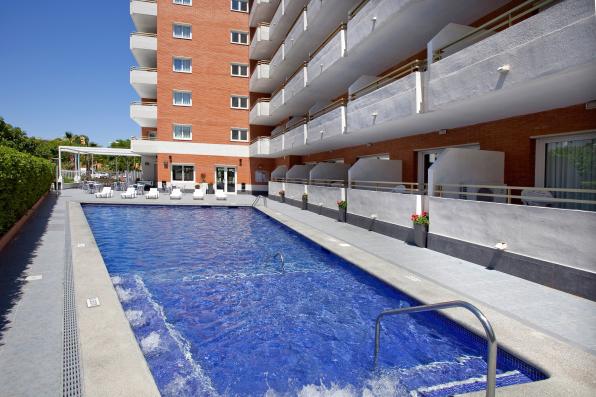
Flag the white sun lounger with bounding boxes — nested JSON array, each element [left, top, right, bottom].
[[95, 187, 112, 198], [193, 189, 204, 200], [170, 188, 182, 200], [146, 188, 159, 199], [121, 187, 137, 199], [215, 190, 227, 200]]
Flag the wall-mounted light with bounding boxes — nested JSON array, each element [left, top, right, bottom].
[[497, 64, 510, 73], [239, 158, 243, 166], [495, 242, 508, 250]]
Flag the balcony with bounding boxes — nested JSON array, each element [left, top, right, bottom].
[[249, 136, 271, 156], [307, 23, 346, 85], [250, 61, 274, 93], [130, 32, 157, 68], [130, 102, 157, 128], [249, 99, 276, 126], [250, 23, 274, 60], [283, 120, 308, 152], [269, 88, 284, 114], [130, 0, 157, 34], [130, 67, 157, 99], [249, 0, 281, 27], [428, 0, 596, 117], [348, 60, 424, 132], [306, 99, 347, 146]]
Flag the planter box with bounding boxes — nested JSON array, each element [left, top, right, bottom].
[[338, 207, 347, 222], [414, 223, 428, 248]]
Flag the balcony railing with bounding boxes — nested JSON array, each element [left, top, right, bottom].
[[433, 0, 559, 62], [350, 59, 426, 100], [130, 66, 157, 72], [348, 0, 371, 20], [350, 180, 426, 194], [309, 97, 347, 120]]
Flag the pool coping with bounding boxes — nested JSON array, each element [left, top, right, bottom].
[[69, 200, 596, 396]]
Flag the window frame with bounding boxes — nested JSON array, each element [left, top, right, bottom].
[[230, 95, 249, 110], [173, 23, 192, 40], [230, 128, 249, 142], [173, 0, 192, 5], [171, 164, 195, 182], [173, 90, 192, 107], [230, 0, 249, 13], [172, 124, 192, 141], [230, 63, 249, 77], [230, 30, 249, 45], [173, 57, 192, 73]]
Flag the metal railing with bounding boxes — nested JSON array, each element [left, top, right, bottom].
[[130, 32, 157, 38], [272, 251, 285, 273], [348, 0, 371, 20], [130, 66, 157, 72], [250, 97, 270, 111], [309, 22, 346, 60], [130, 101, 157, 106], [433, 0, 558, 62], [350, 180, 425, 194], [252, 195, 267, 207], [309, 97, 347, 120], [374, 300, 497, 397], [350, 59, 426, 100], [130, 0, 156, 3], [434, 183, 596, 208]]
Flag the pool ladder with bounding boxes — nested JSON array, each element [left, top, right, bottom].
[[373, 300, 497, 397], [252, 195, 267, 207], [272, 252, 285, 273]]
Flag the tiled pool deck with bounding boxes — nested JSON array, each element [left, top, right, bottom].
[[0, 188, 595, 396]]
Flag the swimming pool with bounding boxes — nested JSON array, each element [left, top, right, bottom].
[[83, 204, 546, 396]]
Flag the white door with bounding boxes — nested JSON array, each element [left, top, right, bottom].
[[215, 166, 237, 193]]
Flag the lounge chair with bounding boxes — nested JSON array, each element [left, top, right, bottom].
[[193, 189, 204, 200], [95, 187, 112, 198], [215, 190, 227, 200], [170, 188, 182, 200], [146, 188, 159, 199], [121, 187, 137, 199]]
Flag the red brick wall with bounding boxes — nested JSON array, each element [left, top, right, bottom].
[[156, 0, 250, 145], [299, 105, 596, 187]]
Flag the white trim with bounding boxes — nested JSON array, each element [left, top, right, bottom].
[[173, 57, 192, 73], [173, 23, 192, 39], [534, 130, 596, 187], [230, 128, 249, 142], [230, 95, 249, 109], [215, 165, 238, 194], [230, 63, 249, 77], [230, 30, 249, 45], [171, 163, 195, 183], [230, 0, 249, 13], [131, 140, 250, 157], [173, 90, 192, 106], [172, 124, 192, 141]]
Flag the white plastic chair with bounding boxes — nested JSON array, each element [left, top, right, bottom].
[[170, 188, 182, 200], [121, 187, 137, 199], [215, 190, 227, 200], [146, 188, 159, 199], [95, 187, 112, 198], [193, 189, 204, 200]]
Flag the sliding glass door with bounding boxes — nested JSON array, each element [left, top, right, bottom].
[[215, 166, 237, 193]]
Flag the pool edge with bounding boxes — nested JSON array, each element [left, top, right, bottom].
[[68, 202, 160, 397], [254, 205, 596, 396]]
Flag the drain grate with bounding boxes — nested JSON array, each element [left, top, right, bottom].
[[62, 205, 82, 397]]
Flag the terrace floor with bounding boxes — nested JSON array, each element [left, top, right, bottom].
[[0, 188, 594, 396]]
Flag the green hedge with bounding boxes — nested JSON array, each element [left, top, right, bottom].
[[0, 145, 54, 235]]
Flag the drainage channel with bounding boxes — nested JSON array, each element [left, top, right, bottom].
[[62, 202, 82, 397]]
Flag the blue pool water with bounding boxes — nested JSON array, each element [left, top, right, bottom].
[[83, 204, 546, 396]]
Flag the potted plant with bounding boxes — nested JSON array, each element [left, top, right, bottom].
[[279, 190, 285, 203], [337, 200, 347, 222], [301, 193, 308, 210], [411, 211, 429, 248]]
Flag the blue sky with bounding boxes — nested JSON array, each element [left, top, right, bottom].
[[0, 1, 138, 146]]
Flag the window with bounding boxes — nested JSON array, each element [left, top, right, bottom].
[[173, 57, 192, 73], [173, 124, 192, 140], [231, 128, 248, 142], [172, 165, 194, 182], [173, 0, 192, 5], [173, 23, 192, 39], [173, 91, 192, 106], [230, 95, 248, 109], [231, 63, 248, 77], [230, 31, 248, 45], [231, 0, 248, 12]]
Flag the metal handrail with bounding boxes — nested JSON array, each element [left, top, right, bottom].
[[257, 22, 271, 27], [348, 0, 371, 20], [309, 23, 346, 60], [252, 195, 267, 207], [130, 0, 156, 3], [130, 66, 157, 72], [130, 101, 157, 106], [433, 0, 558, 62], [309, 97, 347, 120], [272, 252, 285, 273], [257, 60, 271, 65], [130, 32, 157, 37], [374, 300, 497, 397], [350, 59, 426, 100]]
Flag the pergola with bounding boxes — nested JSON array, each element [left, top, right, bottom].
[[57, 145, 141, 185]]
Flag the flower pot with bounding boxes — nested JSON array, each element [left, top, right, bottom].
[[280, 195, 285, 203], [301, 197, 308, 210], [413, 223, 428, 248], [338, 207, 347, 222]]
